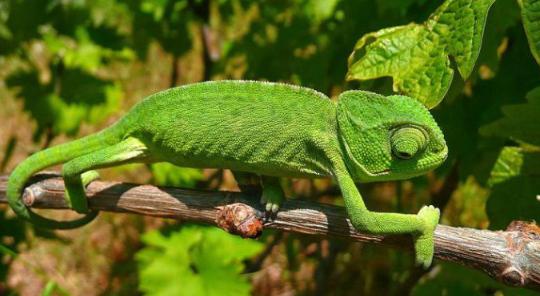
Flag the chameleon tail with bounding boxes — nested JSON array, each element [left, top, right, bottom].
[[7, 128, 120, 229]]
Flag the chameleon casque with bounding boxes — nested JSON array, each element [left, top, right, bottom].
[[7, 80, 447, 267]]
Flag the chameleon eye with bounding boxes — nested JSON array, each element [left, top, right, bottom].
[[390, 126, 427, 160]]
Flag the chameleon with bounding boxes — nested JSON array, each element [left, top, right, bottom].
[[7, 80, 447, 267]]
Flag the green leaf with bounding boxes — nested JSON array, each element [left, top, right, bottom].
[[137, 225, 263, 296], [6, 68, 122, 138], [486, 147, 540, 229], [41, 281, 57, 296], [521, 0, 540, 64], [301, 0, 340, 23], [0, 244, 17, 257], [150, 162, 204, 188], [131, 0, 193, 58], [41, 26, 134, 73], [480, 87, 540, 147], [347, 0, 495, 108]]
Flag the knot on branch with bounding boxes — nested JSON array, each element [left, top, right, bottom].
[[500, 221, 540, 288], [216, 203, 263, 238], [22, 187, 43, 206]]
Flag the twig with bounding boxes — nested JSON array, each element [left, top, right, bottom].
[[0, 173, 538, 291]]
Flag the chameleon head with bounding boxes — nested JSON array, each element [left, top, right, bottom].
[[336, 91, 448, 182]]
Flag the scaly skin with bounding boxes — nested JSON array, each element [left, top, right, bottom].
[[7, 80, 447, 266]]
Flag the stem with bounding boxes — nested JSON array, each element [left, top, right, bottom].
[[0, 173, 538, 291]]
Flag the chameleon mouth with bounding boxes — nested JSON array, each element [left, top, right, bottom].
[[373, 169, 391, 175]]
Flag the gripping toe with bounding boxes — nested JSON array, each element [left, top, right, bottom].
[[414, 205, 440, 268]]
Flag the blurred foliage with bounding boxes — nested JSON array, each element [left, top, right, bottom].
[[137, 225, 262, 296], [0, 210, 24, 288], [150, 162, 204, 188], [485, 147, 540, 229], [1, 0, 539, 295], [412, 262, 539, 296], [1, 0, 133, 140]]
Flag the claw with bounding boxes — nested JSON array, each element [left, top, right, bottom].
[[265, 202, 273, 212], [261, 195, 282, 220]]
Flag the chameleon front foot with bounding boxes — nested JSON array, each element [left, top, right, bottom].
[[414, 205, 440, 268]]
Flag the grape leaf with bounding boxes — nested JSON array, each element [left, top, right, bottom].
[[347, 0, 495, 108], [480, 87, 540, 147], [137, 225, 263, 296], [41, 26, 134, 73], [150, 162, 203, 188], [486, 147, 540, 229], [129, 0, 193, 59], [302, 0, 340, 23], [6, 68, 122, 138], [521, 0, 540, 65]]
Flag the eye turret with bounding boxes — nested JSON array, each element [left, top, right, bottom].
[[390, 126, 427, 160]]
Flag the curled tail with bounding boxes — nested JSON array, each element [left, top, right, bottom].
[[7, 128, 120, 229]]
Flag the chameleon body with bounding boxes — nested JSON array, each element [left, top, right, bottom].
[[7, 80, 447, 267]]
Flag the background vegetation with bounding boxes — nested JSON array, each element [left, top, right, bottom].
[[0, 0, 539, 295]]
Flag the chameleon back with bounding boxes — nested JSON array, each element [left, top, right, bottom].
[[119, 81, 339, 177]]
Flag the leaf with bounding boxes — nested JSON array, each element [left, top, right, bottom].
[[6, 68, 122, 138], [130, 0, 193, 58], [41, 281, 57, 296], [432, 27, 540, 183], [347, 0, 495, 108], [136, 225, 263, 296], [486, 147, 540, 229], [444, 176, 489, 229], [475, 0, 521, 76], [521, 0, 540, 64], [0, 244, 17, 257], [480, 87, 540, 147], [150, 162, 204, 188], [41, 26, 134, 73], [302, 0, 340, 23]]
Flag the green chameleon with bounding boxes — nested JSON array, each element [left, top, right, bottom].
[[7, 80, 447, 267]]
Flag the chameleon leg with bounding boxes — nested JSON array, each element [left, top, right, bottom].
[[62, 137, 148, 213], [260, 176, 285, 214], [335, 170, 439, 268], [231, 172, 285, 214]]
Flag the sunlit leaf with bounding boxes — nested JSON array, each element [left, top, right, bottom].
[[150, 162, 204, 188], [347, 0, 495, 108], [137, 225, 262, 296], [41, 26, 134, 73], [6, 68, 122, 138]]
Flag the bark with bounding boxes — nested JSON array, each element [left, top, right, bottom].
[[0, 173, 538, 291]]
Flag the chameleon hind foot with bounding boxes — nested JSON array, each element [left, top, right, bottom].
[[65, 170, 100, 214], [260, 178, 285, 217], [232, 172, 284, 217], [414, 205, 440, 268]]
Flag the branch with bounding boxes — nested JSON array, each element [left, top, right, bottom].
[[0, 173, 538, 291]]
